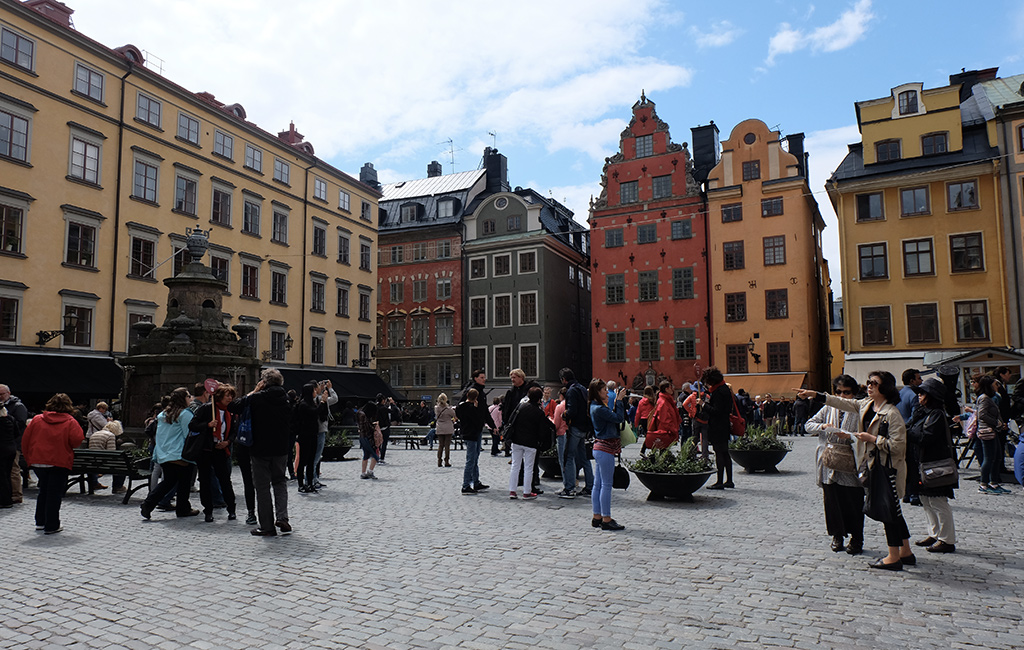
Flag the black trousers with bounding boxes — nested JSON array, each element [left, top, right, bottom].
[[198, 450, 236, 516], [234, 445, 256, 515], [379, 427, 391, 460], [297, 434, 317, 488], [712, 439, 732, 483], [883, 514, 911, 548], [0, 450, 15, 506], [822, 483, 865, 540], [34, 466, 70, 531], [143, 462, 193, 515]]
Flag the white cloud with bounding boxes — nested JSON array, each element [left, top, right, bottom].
[[765, 0, 874, 65], [692, 21, 742, 49]]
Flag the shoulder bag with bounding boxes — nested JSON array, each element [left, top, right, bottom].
[[235, 403, 254, 447], [729, 392, 747, 437], [612, 455, 630, 490], [919, 415, 958, 489], [862, 421, 902, 523], [619, 421, 638, 446], [822, 411, 857, 473]]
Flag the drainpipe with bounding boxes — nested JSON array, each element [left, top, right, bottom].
[[109, 63, 134, 355], [990, 158, 1012, 349], [300, 161, 315, 368], [999, 121, 1023, 346], [459, 219, 469, 385], [700, 189, 713, 370]]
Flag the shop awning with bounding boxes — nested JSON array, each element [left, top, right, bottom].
[[275, 367, 402, 403], [0, 351, 123, 406], [726, 373, 808, 399]]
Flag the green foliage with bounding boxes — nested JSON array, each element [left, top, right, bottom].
[[325, 427, 353, 447], [729, 425, 792, 451], [627, 437, 713, 474], [539, 445, 558, 458]]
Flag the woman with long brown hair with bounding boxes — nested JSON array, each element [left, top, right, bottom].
[[141, 387, 199, 520]]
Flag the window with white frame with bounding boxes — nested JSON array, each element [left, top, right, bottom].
[[339, 190, 351, 211], [494, 346, 513, 378], [389, 281, 404, 304], [469, 258, 486, 279], [0, 283, 25, 343], [518, 251, 536, 273], [1, 27, 35, 71], [174, 173, 197, 215], [387, 318, 406, 347], [336, 282, 350, 317], [360, 241, 371, 271], [270, 268, 287, 304], [274, 158, 290, 184], [69, 132, 101, 185], [177, 112, 200, 144], [494, 254, 511, 276], [64, 210, 101, 268], [312, 223, 327, 256], [243, 199, 261, 235], [358, 290, 371, 320], [438, 200, 455, 218], [436, 315, 453, 345], [136, 93, 161, 127], [411, 317, 428, 347], [0, 106, 29, 162], [311, 331, 325, 364], [213, 130, 233, 159], [437, 239, 452, 258], [519, 292, 538, 326], [244, 144, 263, 172], [241, 261, 260, 299], [336, 335, 349, 366], [62, 302, 94, 348], [1, 201, 25, 255], [314, 177, 327, 201], [436, 278, 451, 301], [494, 295, 511, 327], [412, 279, 427, 302], [73, 63, 104, 102], [361, 200, 371, 221], [470, 297, 486, 328], [210, 254, 229, 286], [129, 236, 156, 278]]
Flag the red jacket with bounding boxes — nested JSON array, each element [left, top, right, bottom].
[[650, 393, 681, 435], [22, 411, 84, 470]]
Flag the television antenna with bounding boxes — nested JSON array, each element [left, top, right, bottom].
[[437, 138, 463, 173]]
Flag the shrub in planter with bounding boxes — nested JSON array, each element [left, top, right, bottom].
[[322, 428, 354, 461], [729, 425, 791, 473], [627, 438, 715, 501]]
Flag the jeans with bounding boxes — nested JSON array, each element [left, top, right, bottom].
[[143, 462, 194, 515], [979, 437, 1000, 484], [463, 439, 481, 488], [592, 449, 614, 517], [490, 428, 501, 455], [198, 451, 236, 516], [561, 428, 593, 492], [313, 431, 327, 479], [250, 455, 289, 532], [555, 435, 567, 478], [34, 466, 70, 532], [509, 444, 537, 493]]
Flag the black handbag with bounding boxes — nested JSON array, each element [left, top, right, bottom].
[[863, 447, 902, 524], [612, 456, 630, 490], [181, 430, 212, 463], [919, 458, 958, 488]]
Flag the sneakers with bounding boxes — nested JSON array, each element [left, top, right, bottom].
[[509, 491, 518, 500], [44, 526, 64, 535], [991, 484, 1011, 494], [461, 486, 477, 495], [577, 488, 592, 497], [473, 483, 490, 491], [275, 521, 292, 535], [35, 524, 45, 531], [557, 489, 577, 499], [979, 484, 1001, 494], [368, 471, 378, 480], [360, 473, 371, 479], [245, 513, 258, 525], [522, 492, 538, 500]]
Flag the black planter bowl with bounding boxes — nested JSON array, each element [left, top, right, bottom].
[[729, 448, 789, 473], [537, 455, 562, 479], [321, 445, 352, 462], [630, 469, 715, 502]]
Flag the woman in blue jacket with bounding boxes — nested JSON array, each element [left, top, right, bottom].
[[589, 378, 626, 530], [141, 387, 197, 519]]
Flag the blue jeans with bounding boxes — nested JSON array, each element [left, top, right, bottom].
[[556, 435, 567, 478], [314, 431, 326, 479], [463, 438, 481, 488], [979, 437, 1000, 484], [562, 428, 593, 492], [592, 449, 614, 517]]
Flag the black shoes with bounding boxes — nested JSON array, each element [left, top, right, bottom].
[[927, 541, 955, 553], [591, 517, 602, 528], [846, 538, 863, 555], [140, 504, 153, 520], [276, 521, 292, 535], [227, 511, 236, 521], [177, 509, 200, 518], [722, 481, 735, 489], [461, 486, 477, 495], [901, 553, 917, 566], [868, 558, 903, 571], [600, 519, 625, 531], [473, 483, 490, 491], [204, 513, 214, 523], [250, 528, 277, 537], [707, 483, 725, 490], [914, 536, 937, 547], [831, 536, 845, 552]]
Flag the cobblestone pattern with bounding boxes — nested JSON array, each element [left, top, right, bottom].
[[1, 439, 1022, 649]]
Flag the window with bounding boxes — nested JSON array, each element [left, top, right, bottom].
[[725, 292, 746, 322], [130, 237, 155, 277], [210, 255, 229, 285], [482, 219, 496, 235], [620, 181, 639, 204], [950, 233, 983, 272], [494, 347, 513, 378], [947, 180, 978, 211], [672, 268, 693, 300], [69, 137, 100, 184], [907, 303, 939, 343], [411, 318, 428, 347], [244, 144, 262, 172], [470, 258, 486, 279], [243, 200, 260, 235], [637, 224, 657, 244], [1, 28, 34, 70], [652, 175, 671, 199], [1, 204, 23, 254], [470, 348, 487, 375], [671, 220, 692, 240], [413, 279, 427, 302], [437, 361, 453, 386], [470, 297, 486, 328], [639, 330, 659, 361], [339, 190, 351, 211], [767, 342, 791, 372], [436, 316, 453, 346], [606, 274, 624, 304], [387, 318, 406, 347], [390, 365, 403, 386], [902, 239, 933, 276], [63, 305, 92, 348], [211, 189, 231, 225], [861, 306, 892, 345], [437, 240, 452, 258], [311, 279, 325, 312], [314, 177, 327, 200], [412, 243, 427, 261], [311, 333, 324, 364], [437, 200, 455, 218], [274, 159, 290, 184], [65, 222, 96, 267], [136, 94, 161, 127], [389, 245, 404, 264], [172, 246, 185, 276], [519, 292, 538, 326], [766, 289, 788, 319], [494, 254, 511, 276], [358, 292, 370, 320], [338, 233, 350, 264], [336, 337, 349, 366], [174, 176, 197, 215], [312, 224, 326, 256], [268, 331, 287, 361], [856, 192, 884, 222], [922, 133, 947, 155], [761, 197, 783, 217], [875, 140, 900, 162], [411, 363, 427, 387], [726, 344, 748, 374], [214, 131, 233, 159], [955, 300, 989, 341], [900, 187, 929, 216], [605, 228, 624, 248], [133, 160, 159, 203], [360, 242, 371, 271], [898, 90, 918, 115], [607, 332, 626, 362], [494, 295, 511, 327], [858, 243, 888, 279], [635, 134, 653, 158], [742, 160, 760, 181], [241, 263, 259, 299], [519, 251, 536, 273], [73, 63, 104, 102], [177, 113, 200, 144], [722, 203, 743, 223], [400, 205, 417, 223], [336, 284, 349, 316], [507, 215, 521, 231], [569, 266, 575, 282], [436, 278, 452, 301], [389, 282, 404, 304], [361, 201, 372, 221], [520, 345, 539, 377], [0, 109, 29, 162], [272, 211, 288, 244], [723, 241, 744, 270], [674, 328, 696, 360], [763, 235, 786, 266], [638, 271, 658, 302]]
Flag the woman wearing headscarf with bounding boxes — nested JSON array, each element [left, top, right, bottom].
[[908, 378, 957, 553], [434, 393, 456, 468], [21, 393, 85, 533]]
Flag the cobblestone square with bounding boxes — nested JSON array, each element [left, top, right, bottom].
[[2, 439, 1022, 649]]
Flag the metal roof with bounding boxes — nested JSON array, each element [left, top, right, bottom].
[[977, 74, 1024, 109], [380, 169, 485, 201]]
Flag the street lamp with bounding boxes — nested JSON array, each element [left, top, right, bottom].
[[747, 337, 762, 366], [36, 311, 79, 346], [261, 333, 294, 362]]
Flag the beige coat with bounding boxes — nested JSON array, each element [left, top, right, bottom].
[[824, 395, 908, 498], [88, 430, 116, 451]]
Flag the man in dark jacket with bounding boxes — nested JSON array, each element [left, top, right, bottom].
[[558, 368, 593, 499], [0, 384, 28, 504], [456, 386, 489, 494], [502, 368, 542, 492], [231, 368, 293, 537]]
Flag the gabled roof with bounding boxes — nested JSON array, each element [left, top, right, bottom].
[[380, 169, 485, 202]]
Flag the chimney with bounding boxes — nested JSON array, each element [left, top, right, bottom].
[[483, 147, 509, 194], [785, 133, 806, 178], [24, 0, 74, 28], [278, 122, 304, 146], [690, 122, 720, 184], [427, 160, 443, 178], [360, 163, 380, 190]]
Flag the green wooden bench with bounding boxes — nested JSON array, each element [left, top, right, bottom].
[[68, 449, 152, 504]]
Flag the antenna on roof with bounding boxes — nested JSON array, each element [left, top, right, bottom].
[[437, 138, 462, 173], [488, 131, 497, 148]]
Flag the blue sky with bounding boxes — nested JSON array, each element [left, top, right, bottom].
[[73, 0, 1024, 294]]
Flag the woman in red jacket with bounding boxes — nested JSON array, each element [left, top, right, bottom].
[[22, 393, 85, 534], [646, 381, 681, 451]]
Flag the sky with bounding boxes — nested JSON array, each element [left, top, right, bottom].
[[70, 0, 1024, 298]]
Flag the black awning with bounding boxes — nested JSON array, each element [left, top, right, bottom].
[[0, 351, 123, 407], [275, 367, 402, 403]]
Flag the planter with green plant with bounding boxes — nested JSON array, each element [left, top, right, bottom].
[[322, 427, 354, 461], [728, 425, 791, 473], [537, 445, 562, 479], [626, 438, 715, 501]]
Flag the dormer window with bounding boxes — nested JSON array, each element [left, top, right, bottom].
[[876, 140, 901, 163], [898, 90, 918, 115], [438, 199, 456, 218], [400, 204, 418, 223]]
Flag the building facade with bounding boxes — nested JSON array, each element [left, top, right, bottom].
[[705, 119, 830, 394], [0, 0, 382, 408]]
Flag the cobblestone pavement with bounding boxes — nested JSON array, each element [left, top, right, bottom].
[[2, 438, 1022, 649]]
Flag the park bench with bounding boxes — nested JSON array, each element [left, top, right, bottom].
[[68, 449, 152, 504], [389, 425, 433, 449]]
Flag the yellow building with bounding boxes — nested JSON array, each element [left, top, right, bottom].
[[0, 0, 382, 406], [826, 71, 1018, 381], [706, 119, 830, 395]]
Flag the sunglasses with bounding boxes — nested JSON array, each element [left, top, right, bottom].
[[866, 379, 880, 387], [836, 389, 855, 396]]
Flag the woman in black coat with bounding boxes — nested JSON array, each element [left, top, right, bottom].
[[188, 383, 239, 522], [702, 367, 735, 490], [907, 378, 957, 553], [293, 382, 327, 494], [506, 386, 554, 499]]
